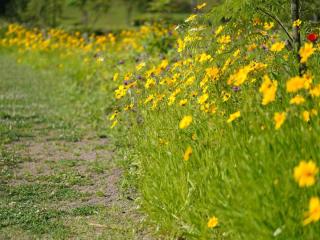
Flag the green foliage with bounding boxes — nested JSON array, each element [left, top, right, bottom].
[[66, 0, 112, 27]]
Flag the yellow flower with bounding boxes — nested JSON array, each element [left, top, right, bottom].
[[294, 160, 318, 187], [113, 72, 119, 81], [217, 35, 231, 44], [227, 111, 241, 123], [145, 78, 156, 89], [300, 42, 315, 63], [215, 25, 224, 36], [179, 99, 188, 106], [207, 216, 218, 228], [311, 109, 318, 116], [227, 67, 250, 86], [109, 111, 118, 121], [144, 94, 154, 104], [197, 53, 213, 63], [196, 3, 207, 10], [309, 84, 320, 97], [136, 62, 146, 71], [198, 93, 209, 105], [115, 85, 127, 99], [191, 133, 197, 140], [179, 115, 193, 129], [263, 22, 274, 31], [274, 112, 286, 130], [270, 42, 286, 52], [177, 38, 186, 53], [183, 146, 192, 161], [290, 95, 305, 105], [293, 19, 302, 27], [259, 75, 277, 105], [247, 43, 257, 51], [303, 197, 320, 225], [302, 111, 310, 122], [222, 91, 231, 102], [124, 103, 134, 111], [286, 75, 311, 93], [185, 14, 197, 23], [110, 120, 118, 129], [205, 67, 219, 80], [185, 76, 195, 86]]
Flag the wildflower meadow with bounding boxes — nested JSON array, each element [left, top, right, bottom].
[[0, 0, 320, 239]]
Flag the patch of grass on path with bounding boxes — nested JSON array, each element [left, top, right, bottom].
[[0, 54, 154, 239]]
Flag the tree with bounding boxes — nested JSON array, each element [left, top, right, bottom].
[[67, 0, 111, 28], [24, 0, 64, 27]]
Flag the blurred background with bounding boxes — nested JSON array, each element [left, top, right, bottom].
[[0, 0, 222, 31], [0, 0, 319, 32]]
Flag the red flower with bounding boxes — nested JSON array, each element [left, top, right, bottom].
[[307, 33, 318, 43]]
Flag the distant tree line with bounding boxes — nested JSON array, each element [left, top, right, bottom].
[[0, 0, 201, 27]]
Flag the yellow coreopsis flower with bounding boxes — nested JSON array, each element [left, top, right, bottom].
[[183, 146, 192, 161], [215, 25, 224, 36], [222, 91, 231, 102], [259, 75, 277, 105], [113, 72, 119, 81], [205, 67, 219, 80], [115, 85, 127, 99], [303, 197, 320, 225], [185, 14, 197, 23], [217, 35, 231, 44], [274, 112, 286, 129], [227, 111, 241, 123], [300, 42, 315, 63], [207, 216, 218, 228], [309, 84, 320, 97], [293, 19, 302, 27], [198, 93, 209, 105], [145, 78, 156, 89], [290, 95, 305, 105], [263, 22, 274, 31], [294, 160, 318, 187], [110, 120, 118, 129], [302, 111, 310, 122], [270, 42, 286, 52], [179, 115, 193, 129], [196, 3, 207, 10], [136, 62, 146, 71], [109, 111, 118, 121], [124, 104, 134, 111], [185, 76, 195, 86], [286, 75, 311, 93], [144, 94, 154, 104], [179, 99, 188, 106], [177, 38, 185, 53]]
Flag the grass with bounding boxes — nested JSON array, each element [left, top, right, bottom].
[[0, 53, 152, 239]]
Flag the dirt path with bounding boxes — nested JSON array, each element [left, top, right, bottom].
[[0, 55, 153, 239]]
